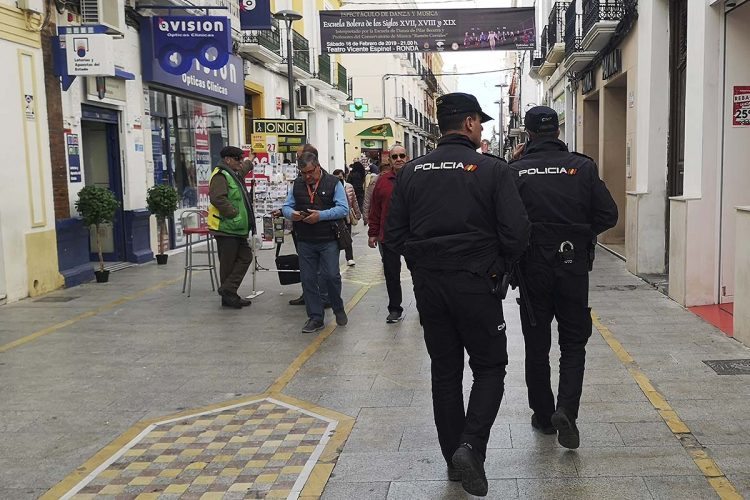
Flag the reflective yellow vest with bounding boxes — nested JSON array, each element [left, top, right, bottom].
[[207, 167, 249, 236]]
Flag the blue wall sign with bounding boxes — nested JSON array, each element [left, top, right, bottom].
[[240, 0, 272, 30], [141, 18, 245, 105], [66, 133, 82, 183], [151, 16, 230, 75]]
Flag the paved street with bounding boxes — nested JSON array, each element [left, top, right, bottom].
[[1, 231, 750, 499]]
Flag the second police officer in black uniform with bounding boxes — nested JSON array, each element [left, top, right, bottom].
[[385, 93, 530, 497], [510, 106, 618, 449]]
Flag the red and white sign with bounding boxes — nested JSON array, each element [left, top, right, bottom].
[[194, 104, 211, 210], [733, 86, 750, 127], [275, 97, 283, 111]]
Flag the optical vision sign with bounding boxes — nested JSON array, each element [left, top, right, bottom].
[[152, 16, 230, 75], [240, 0, 272, 30], [320, 8, 535, 54]]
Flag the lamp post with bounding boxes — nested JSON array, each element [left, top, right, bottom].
[[494, 83, 508, 155], [273, 10, 303, 120]]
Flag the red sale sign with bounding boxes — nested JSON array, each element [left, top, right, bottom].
[[733, 86, 750, 127]]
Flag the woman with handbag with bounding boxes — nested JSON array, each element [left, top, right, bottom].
[[333, 169, 360, 266]]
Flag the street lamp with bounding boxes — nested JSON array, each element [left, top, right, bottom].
[[273, 10, 303, 120], [494, 83, 508, 154]]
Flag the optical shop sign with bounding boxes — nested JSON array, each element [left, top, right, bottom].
[[733, 86, 750, 127], [140, 16, 244, 104], [320, 7, 535, 54]]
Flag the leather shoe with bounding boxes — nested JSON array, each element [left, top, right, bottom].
[[551, 408, 580, 449], [238, 297, 252, 307], [531, 414, 556, 435], [447, 464, 461, 482], [451, 443, 488, 496], [221, 297, 242, 309], [289, 294, 305, 306]]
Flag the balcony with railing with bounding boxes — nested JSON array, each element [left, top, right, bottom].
[[335, 63, 348, 94], [395, 97, 408, 123], [529, 49, 544, 79], [317, 53, 332, 86], [564, 0, 596, 71], [582, 0, 625, 51], [546, 2, 570, 64], [422, 69, 439, 94], [292, 30, 311, 75], [239, 17, 281, 63]]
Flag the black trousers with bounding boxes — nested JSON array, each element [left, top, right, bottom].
[[519, 255, 592, 422], [342, 222, 354, 261], [214, 235, 252, 295], [412, 268, 508, 464], [378, 243, 403, 314]]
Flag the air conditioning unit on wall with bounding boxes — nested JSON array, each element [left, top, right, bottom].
[[296, 85, 315, 111], [81, 0, 125, 34], [17, 0, 45, 14]]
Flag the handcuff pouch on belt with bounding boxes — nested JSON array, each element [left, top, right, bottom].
[[558, 240, 576, 265]]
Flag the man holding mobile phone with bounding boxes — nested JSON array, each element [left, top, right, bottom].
[[282, 153, 350, 333]]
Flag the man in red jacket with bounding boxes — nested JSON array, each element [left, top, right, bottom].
[[368, 144, 409, 323]]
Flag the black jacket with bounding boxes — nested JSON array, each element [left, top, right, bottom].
[[384, 134, 530, 274], [509, 137, 618, 268]]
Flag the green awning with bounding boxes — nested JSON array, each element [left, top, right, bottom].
[[357, 123, 393, 137]]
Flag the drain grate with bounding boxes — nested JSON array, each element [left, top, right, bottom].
[[34, 296, 79, 303], [703, 359, 750, 375]]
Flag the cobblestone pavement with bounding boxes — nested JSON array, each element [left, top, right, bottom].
[[1, 231, 750, 499]]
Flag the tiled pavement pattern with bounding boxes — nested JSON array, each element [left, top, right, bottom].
[[65, 399, 334, 499], [2, 231, 750, 499], [340, 252, 411, 287]]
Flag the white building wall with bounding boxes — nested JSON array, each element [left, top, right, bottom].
[[0, 1, 59, 301]]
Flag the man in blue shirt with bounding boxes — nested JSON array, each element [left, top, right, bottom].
[[283, 152, 350, 333]]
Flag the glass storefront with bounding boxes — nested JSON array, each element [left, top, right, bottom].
[[148, 89, 229, 247]]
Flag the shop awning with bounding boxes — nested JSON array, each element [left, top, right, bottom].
[[357, 123, 393, 137]]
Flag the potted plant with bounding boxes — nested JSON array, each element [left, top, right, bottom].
[[146, 184, 179, 265], [75, 185, 120, 283]]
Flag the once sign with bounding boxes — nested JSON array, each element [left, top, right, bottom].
[[319, 8, 535, 54], [252, 119, 307, 136]]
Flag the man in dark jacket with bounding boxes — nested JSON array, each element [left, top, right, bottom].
[[282, 152, 349, 333], [208, 146, 256, 309], [510, 106, 618, 449], [385, 93, 530, 497], [368, 144, 409, 324]]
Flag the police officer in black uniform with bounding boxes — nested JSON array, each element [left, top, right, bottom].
[[510, 106, 618, 449], [385, 93, 529, 497]]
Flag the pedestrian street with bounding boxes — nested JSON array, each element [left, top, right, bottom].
[[1, 232, 750, 499]]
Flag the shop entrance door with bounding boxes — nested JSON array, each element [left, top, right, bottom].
[[81, 107, 125, 262]]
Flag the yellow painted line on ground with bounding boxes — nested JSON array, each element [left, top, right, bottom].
[[592, 312, 743, 500], [267, 284, 372, 394], [0, 277, 182, 353]]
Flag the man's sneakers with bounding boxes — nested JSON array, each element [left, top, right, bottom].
[[386, 310, 404, 323], [451, 443, 488, 497], [551, 408, 580, 449], [335, 310, 348, 326], [301, 319, 324, 333], [531, 414, 556, 435], [347, 259, 356, 266]]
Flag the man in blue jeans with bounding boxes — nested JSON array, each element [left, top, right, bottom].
[[283, 152, 349, 333]]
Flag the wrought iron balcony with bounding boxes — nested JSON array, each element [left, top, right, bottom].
[[581, 0, 625, 51], [565, 2, 583, 59], [564, 0, 596, 71], [583, 0, 624, 36], [240, 17, 281, 62], [545, 2, 570, 64], [335, 63, 348, 94], [395, 97, 408, 122], [317, 54, 332, 85], [292, 30, 310, 74], [422, 69, 439, 94], [540, 26, 549, 60]]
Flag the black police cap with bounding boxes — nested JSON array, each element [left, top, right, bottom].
[[220, 146, 244, 159], [525, 106, 559, 133], [436, 92, 493, 123]]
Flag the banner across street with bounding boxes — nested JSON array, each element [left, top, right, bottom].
[[320, 8, 535, 54]]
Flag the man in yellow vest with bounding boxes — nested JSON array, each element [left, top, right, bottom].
[[208, 146, 256, 308]]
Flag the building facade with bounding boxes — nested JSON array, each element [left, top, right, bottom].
[[0, 0, 350, 301], [0, 0, 63, 303]]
